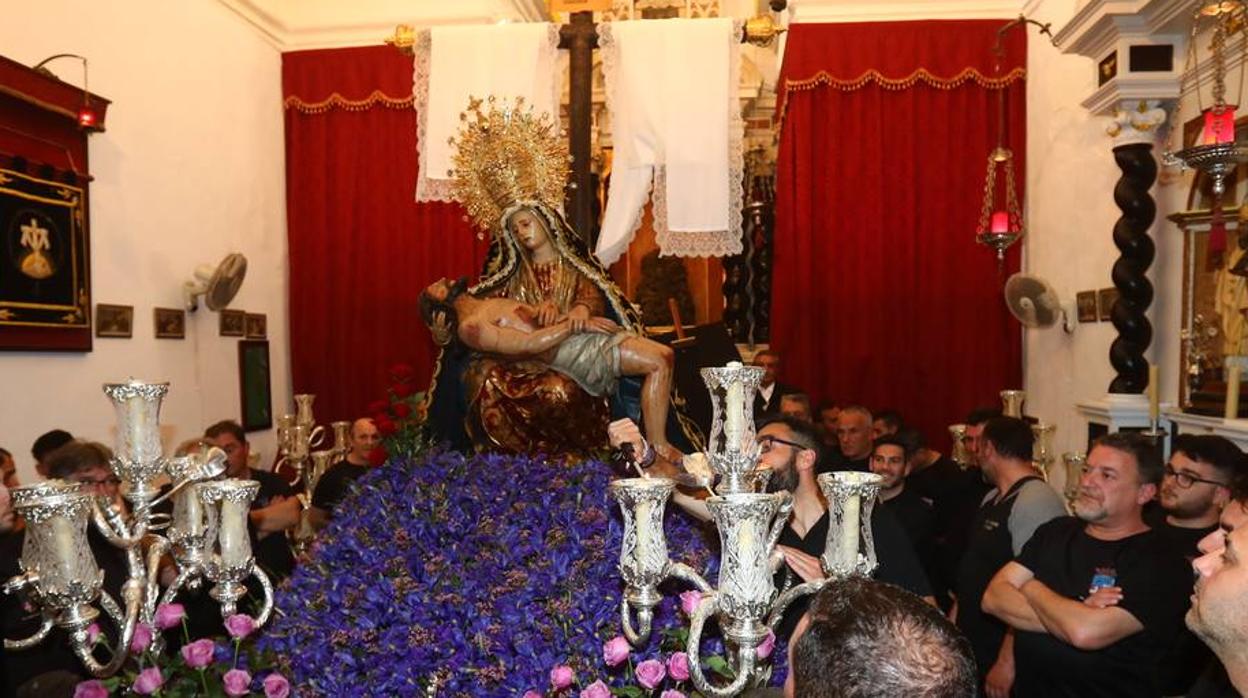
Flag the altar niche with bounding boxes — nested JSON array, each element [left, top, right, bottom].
[[1174, 114, 1248, 416]]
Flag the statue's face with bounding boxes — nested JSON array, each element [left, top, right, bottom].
[[509, 209, 551, 252]]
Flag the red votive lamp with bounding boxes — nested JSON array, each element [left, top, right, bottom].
[[990, 211, 1010, 233], [77, 105, 96, 129], [1203, 106, 1237, 145]]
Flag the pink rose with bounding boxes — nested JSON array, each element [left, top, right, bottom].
[[180, 638, 216, 669], [155, 602, 185, 630], [580, 681, 611, 698], [263, 673, 291, 698], [666, 652, 690, 682], [74, 680, 109, 698], [550, 665, 575, 690], [223, 668, 252, 697], [756, 630, 776, 660], [635, 659, 667, 690], [133, 667, 164, 695], [130, 623, 154, 654], [85, 623, 101, 645], [602, 635, 630, 667], [224, 613, 257, 640], [679, 590, 703, 617], [661, 692, 687, 698]]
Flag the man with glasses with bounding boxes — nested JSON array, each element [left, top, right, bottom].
[[983, 432, 1191, 697], [1154, 435, 1245, 695], [606, 415, 933, 640]]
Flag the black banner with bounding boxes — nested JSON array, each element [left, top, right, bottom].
[[0, 168, 88, 330]]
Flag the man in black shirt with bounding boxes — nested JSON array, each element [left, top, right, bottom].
[[765, 417, 933, 638], [870, 434, 940, 600], [309, 417, 380, 530], [983, 432, 1191, 698], [205, 420, 300, 581], [1155, 434, 1243, 694]]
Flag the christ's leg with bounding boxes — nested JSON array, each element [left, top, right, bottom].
[[616, 336, 675, 455]]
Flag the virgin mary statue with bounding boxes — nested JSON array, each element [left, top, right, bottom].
[[423, 97, 700, 455]]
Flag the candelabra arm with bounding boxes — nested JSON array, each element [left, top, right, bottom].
[[619, 596, 654, 646], [765, 579, 825, 631], [158, 564, 201, 610], [73, 580, 142, 677], [309, 426, 326, 448], [251, 566, 276, 626], [142, 535, 169, 621], [687, 593, 757, 698], [665, 561, 714, 593], [4, 615, 53, 650], [764, 493, 794, 553], [91, 499, 146, 550]]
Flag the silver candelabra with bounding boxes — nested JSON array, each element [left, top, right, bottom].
[[611, 362, 880, 697], [2, 380, 274, 677], [276, 395, 350, 547]]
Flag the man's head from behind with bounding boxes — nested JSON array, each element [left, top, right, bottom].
[[205, 420, 249, 477], [1075, 432, 1162, 526], [786, 576, 975, 698], [1162, 434, 1243, 521], [32, 429, 74, 477]]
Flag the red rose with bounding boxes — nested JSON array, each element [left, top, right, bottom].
[[392, 402, 412, 418], [389, 363, 415, 382], [367, 446, 388, 467], [375, 417, 398, 436], [366, 399, 388, 415], [392, 383, 414, 399]]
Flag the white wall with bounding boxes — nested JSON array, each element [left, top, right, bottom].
[[1023, 0, 1186, 467], [0, 0, 289, 485]]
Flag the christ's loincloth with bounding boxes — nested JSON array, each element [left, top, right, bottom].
[[549, 331, 634, 396]]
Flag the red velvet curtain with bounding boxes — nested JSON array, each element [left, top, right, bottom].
[[283, 47, 487, 424], [773, 21, 1025, 448]]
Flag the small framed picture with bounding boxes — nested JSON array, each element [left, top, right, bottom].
[[220, 309, 245, 337], [154, 307, 186, 339], [1076, 291, 1098, 323], [1097, 287, 1119, 322], [245, 313, 267, 339], [95, 304, 133, 338]]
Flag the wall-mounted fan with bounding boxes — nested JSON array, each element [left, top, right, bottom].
[[1005, 273, 1075, 334], [183, 253, 247, 311]]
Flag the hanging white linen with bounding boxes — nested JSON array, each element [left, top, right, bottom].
[[414, 23, 561, 203], [596, 18, 743, 265]]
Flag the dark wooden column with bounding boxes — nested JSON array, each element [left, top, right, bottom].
[[559, 11, 598, 246]]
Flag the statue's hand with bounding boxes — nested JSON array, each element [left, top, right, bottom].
[[586, 317, 619, 334], [567, 304, 591, 332], [536, 301, 560, 327], [429, 310, 453, 346]]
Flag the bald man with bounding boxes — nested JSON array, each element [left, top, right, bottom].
[[308, 418, 381, 530]]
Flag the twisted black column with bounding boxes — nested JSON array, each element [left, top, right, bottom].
[[1107, 143, 1157, 393]]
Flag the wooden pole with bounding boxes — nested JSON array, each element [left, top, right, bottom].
[[559, 11, 599, 246]]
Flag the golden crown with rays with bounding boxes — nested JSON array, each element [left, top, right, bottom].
[[449, 95, 569, 232]]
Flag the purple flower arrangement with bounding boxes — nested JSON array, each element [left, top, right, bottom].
[[259, 450, 789, 696]]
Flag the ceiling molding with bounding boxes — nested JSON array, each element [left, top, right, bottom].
[[790, 0, 1023, 23]]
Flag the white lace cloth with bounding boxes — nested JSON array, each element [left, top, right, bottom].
[[414, 23, 561, 203], [596, 18, 744, 264]]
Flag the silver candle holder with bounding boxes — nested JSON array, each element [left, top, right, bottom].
[[1061, 452, 1087, 509], [1000, 389, 1026, 418], [1032, 422, 1056, 481], [612, 362, 877, 698], [2, 380, 269, 677], [948, 424, 970, 468]]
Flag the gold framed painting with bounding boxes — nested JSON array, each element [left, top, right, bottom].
[[245, 313, 266, 339], [154, 307, 185, 339], [95, 304, 133, 338], [220, 309, 245, 337]]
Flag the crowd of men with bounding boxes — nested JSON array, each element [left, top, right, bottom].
[[613, 349, 1248, 697], [0, 417, 381, 697]]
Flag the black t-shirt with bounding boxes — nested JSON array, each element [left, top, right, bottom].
[[247, 467, 296, 581], [819, 452, 869, 475], [909, 460, 992, 595], [311, 460, 369, 513], [881, 485, 943, 600], [774, 504, 932, 638], [1155, 520, 1219, 695], [1012, 517, 1191, 698]]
